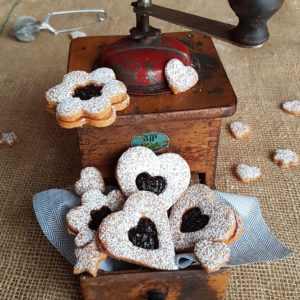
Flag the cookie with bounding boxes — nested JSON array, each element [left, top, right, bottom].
[[98, 191, 178, 270], [230, 121, 251, 139], [273, 149, 299, 168], [194, 240, 230, 273], [235, 164, 261, 182], [70, 31, 87, 39], [165, 58, 198, 94], [224, 210, 243, 245], [45, 68, 129, 128], [74, 167, 105, 196], [66, 189, 125, 248], [73, 241, 107, 277], [0, 131, 20, 147], [116, 146, 191, 210], [281, 100, 300, 116], [169, 184, 236, 252]]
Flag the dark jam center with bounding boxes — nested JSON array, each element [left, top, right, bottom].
[[73, 84, 103, 100], [128, 217, 159, 250], [88, 206, 112, 231], [136, 172, 166, 196], [181, 207, 209, 233]]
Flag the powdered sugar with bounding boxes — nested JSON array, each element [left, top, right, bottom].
[[282, 100, 300, 116], [273, 149, 299, 167], [0, 131, 19, 147], [99, 191, 178, 270], [230, 121, 251, 139], [165, 58, 198, 94], [116, 146, 191, 210], [235, 164, 261, 182], [194, 240, 230, 272], [169, 184, 236, 252]]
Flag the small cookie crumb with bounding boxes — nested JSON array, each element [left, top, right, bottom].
[[70, 31, 87, 39], [273, 149, 299, 168], [230, 122, 251, 139], [235, 164, 261, 182], [0, 132, 20, 147], [281, 100, 300, 116]]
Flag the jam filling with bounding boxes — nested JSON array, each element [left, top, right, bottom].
[[88, 206, 112, 231], [181, 207, 209, 233], [73, 84, 103, 100], [136, 172, 166, 195], [128, 217, 159, 250]]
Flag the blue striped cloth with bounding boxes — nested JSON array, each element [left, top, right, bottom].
[[33, 189, 293, 271]]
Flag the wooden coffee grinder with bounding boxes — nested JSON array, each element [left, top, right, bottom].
[[67, 0, 283, 299]]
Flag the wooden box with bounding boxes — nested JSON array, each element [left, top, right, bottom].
[[68, 32, 237, 189], [67, 32, 236, 299]]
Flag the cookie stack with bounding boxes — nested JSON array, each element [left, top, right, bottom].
[[66, 146, 243, 276]]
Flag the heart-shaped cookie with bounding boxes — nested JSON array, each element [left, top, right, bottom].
[[230, 121, 251, 139], [282, 100, 300, 116], [98, 191, 178, 270], [235, 164, 261, 182], [165, 58, 198, 94], [66, 189, 125, 248], [194, 240, 230, 273], [116, 146, 191, 210], [74, 166, 105, 196], [169, 184, 235, 252]]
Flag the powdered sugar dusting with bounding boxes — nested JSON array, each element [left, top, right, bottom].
[[282, 100, 300, 116], [99, 191, 178, 270], [74, 167, 105, 196], [236, 164, 261, 181], [74, 241, 107, 277], [230, 122, 251, 139], [169, 184, 236, 252], [274, 149, 299, 167], [0, 131, 19, 147], [165, 58, 198, 94], [194, 240, 230, 272], [116, 146, 191, 210]]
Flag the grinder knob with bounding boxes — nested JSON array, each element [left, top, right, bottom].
[[228, 0, 284, 46]]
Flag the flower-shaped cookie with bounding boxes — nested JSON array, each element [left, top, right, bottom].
[[273, 149, 299, 168], [45, 68, 130, 128], [66, 189, 125, 248], [98, 191, 178, 270], [169, 184, 236, 252], [74, 167, 105, 196], [116, 146, 191, 210]]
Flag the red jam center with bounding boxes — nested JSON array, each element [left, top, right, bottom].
[[73, 84, 103, 100], [181, 207, 209, 233]]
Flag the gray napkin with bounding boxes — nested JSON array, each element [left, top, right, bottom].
[[33, 189, 293, 271]]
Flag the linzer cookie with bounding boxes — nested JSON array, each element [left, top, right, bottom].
[[73, 241, 107, 277], [273, 149, 299, 168], [230, 121, 251, 139], [281, 100, 300, 116], [194, 240, 230, 273], [225, 210, 244, 245], [98, 191, 178, 270], [165, 58, 198, 94], [116, 146, 191, 210], [235, 164, 261, 182], [169, 184, 236, 252], [66, 189, 125, 248], [74, 167, 105, 196], [45, 68, 130, 128]]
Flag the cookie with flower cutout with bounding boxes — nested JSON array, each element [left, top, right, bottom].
[[235, 164, 261, 182], [165, 58, 198, 94], [169, 184, 236, 252], [281, 100, 300, 116], [273, 149, 299, 168], [230, 121, 251, 139], [98, 191, 178, 270], [194, 240, 230, 273], [116, 146, 191, 210], [66, 189, 125, 248], [45, 68, 130, 128], [74, 166, 105, 196]]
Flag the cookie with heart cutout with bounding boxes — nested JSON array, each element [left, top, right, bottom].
[[74, 167, 105, 196], [98, 191, 178, 270], [116, 146, 191, 210], [165, 58, 198, 94], [194, 239, 230, 273], [169, 184, 236, 252], [66, 189, 125, 248]]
